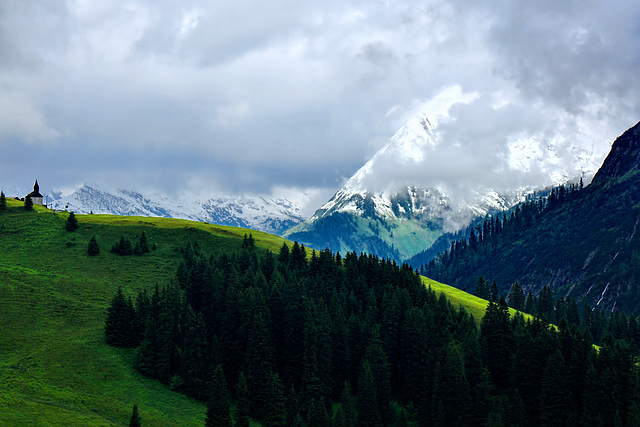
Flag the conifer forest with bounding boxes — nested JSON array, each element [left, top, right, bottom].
[[105, 241, 640, 426]]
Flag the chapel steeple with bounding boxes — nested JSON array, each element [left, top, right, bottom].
[[26, 179, 44, 205]]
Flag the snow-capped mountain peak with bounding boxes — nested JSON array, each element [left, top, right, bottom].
[[285, 109, 610, 261], [345, 113, 437, 194], [47, 184, 306, 235]]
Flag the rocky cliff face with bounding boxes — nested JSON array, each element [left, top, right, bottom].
[[591, 121, 640, 184]]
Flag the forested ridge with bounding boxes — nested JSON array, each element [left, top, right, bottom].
[[106, 239, 640, 426], [421, 121, 640, 315]]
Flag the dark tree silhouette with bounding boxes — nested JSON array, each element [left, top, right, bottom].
[[66, 211, 79, 231], [129, 404, 141, 427], [205, 365, 232, 427], [87, 236, 100, 256]]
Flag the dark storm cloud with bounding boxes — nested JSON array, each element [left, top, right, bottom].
[[1, 0, 639, 207]]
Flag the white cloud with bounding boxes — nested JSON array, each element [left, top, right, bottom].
[[177, 8, 203, 41], [0, 0, 638, 205], [0, 88, 60, 142]]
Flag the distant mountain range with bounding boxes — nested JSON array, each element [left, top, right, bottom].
[[42, 112, 611, 260], [423, 120, 640, 314], [47, 185, 306, 235], [284, 112, 608, 261]]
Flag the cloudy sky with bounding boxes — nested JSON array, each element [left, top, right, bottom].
[[1, 0, 639, 212]]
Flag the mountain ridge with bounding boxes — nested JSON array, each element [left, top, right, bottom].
[[284, 111, 607, 260], [422, 120, 640, 314], [592, 121, 640, 184], [47, 184, 306, 235]]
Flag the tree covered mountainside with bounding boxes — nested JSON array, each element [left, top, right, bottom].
[[284, 109, 608, 263], [106, 238, 640, 426], [423, 121, 640, 315]]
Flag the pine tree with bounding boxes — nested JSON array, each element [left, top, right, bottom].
[[242, 233, 256, 249], [112, 236, 134, 255], [490, 281, 499, 302], [627, 403, 640, 427], [244, 312, 276, 419], [120, 237, 133, 255], [206, 365, 232, 427], [87, 236, 100, 256], [24, 194, 33, 210], [134, 284, 180, 383], [524, 290, 537, 314], [475, 276, 489, 300], [290, 242, 307, 271], [469, 228, 478, 251], [538, 285, 555, 321], [180, 307, 209, 399], [438, 343, 471, 425], [278, 242, 290, 264], [0, 191, 6, 211], [129, 404, 141, 427], [235, 372, 250, 427], [138, 231, 150, 253], [507, 281, 525, 311], [306, 397, 329, 427], [285, 384, 302, 427], [356, 360, 382, 427], [339, 382, 357, 427], [263, 371, 287, 427], [539, 350, 571, 427], [507, 388, 527, 427], [104, 287, 136, 347], [65, 211, 79, 231], [332, 404, 348, 427], [364, 331, 391, 425], [481, 301, 514, 390], [485, 412, 505, 427]]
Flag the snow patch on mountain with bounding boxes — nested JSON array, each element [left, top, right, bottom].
[[286, 106, 611, 260], [48, 184, 306, 235], [345, 113, 438, 194], [303, 111, 535, 234]]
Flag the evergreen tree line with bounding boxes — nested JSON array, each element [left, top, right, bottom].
[[476, 276, 640, 356], [105, 241, 640, 426], [110, 232, 152, 256], [422, 181, 585, 279]]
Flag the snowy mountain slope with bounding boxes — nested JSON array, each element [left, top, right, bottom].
[[284, 112, 610, 260], [48, 185, 305, 235]]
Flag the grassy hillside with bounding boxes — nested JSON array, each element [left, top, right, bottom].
[[0, 199, 291, 426], [0, 199, 507, 425], [422, 276, 533, 324]]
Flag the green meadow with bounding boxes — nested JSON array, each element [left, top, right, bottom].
[[0, 199, 504, 425], [422, 276, 534, 324], [0, 200, 289, 425]]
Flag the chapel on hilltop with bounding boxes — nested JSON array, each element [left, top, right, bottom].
[[26, 180, 44, 205]]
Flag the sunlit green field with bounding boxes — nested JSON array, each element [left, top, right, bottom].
[[422, 276, 535, 324], [0, 200, 293, 425]]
